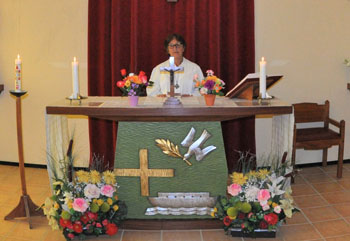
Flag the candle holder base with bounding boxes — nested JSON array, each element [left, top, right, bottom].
[[10, 90, 27, 97], [163, 96, 182, 106], [66, 95, 87, 105], [257, 93, 274, 100]]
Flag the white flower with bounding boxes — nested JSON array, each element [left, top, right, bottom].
[[262, 204, 270, 211], [274, 205, 282, 214], [267, 173, 285, 198], [200, 87, 208, 95], [62, 191, 73, 205], [84, 184, 101, 199], [244, 186, 260, 202]]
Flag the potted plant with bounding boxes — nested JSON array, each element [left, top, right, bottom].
[[194, 70, 225, 106], [116, 69, 151, 106]]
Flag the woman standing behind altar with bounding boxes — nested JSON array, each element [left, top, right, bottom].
[[146, 33, 204, 97]]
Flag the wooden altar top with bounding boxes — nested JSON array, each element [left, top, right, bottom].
[[46, 96, 292, 121]]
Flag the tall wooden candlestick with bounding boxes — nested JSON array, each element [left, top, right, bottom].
[[5, 90, 43, 229]]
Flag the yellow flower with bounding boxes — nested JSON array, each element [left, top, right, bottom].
[[43, 197, 55, 217], [49, 217, 59, 230], [124, 80, 131, 87], [210, 207, 217, 217], [90, 170, 101, 184], [114, 195, 119, 200], [67, 200, 73, 209], [268, 200, 272, 205], [247, 170, 258, 178], [107, 198, 113, 205], [93, 199, 98, 204], [257, 169, 270, 179], [229, 215, 237, 220], [231, 172, 248, 185], [54, 202, 60, 210], [272, 202, 278, 208], [52, 181, 63, 186], [76, 170, 90, 183], [280, 199, 293, 218], [113, 205, 119, 211], [97, 199, 104, 206], [104, 171, 116, 185]]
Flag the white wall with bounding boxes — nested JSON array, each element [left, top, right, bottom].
[[255, 0, 350, 164], [0, 0, 89, 166], [0, 0, 349, 166]]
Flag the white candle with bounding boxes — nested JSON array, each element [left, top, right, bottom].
[[72, 57, 79, 99], [169, 56, 175, 68], [259, 57, 267, 98], [15, 54, 22, 91]]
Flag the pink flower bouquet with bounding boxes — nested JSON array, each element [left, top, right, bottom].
[[43, 170, 127, 240], [212, 165, 298, 236]]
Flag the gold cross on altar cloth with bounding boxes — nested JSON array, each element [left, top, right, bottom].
[[114, 149, 174, 196]]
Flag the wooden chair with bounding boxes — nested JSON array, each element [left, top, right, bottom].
[[291, 100, 345, 178]]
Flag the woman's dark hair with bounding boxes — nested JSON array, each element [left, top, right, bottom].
[[164, 33, 186, 52]]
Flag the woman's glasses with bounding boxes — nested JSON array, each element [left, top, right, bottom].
[[168, 43, 183, 49]]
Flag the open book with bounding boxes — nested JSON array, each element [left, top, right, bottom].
[[225, 73, 282, 99]]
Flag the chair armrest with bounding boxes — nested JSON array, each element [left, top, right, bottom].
[[328, 118, 342, 128]]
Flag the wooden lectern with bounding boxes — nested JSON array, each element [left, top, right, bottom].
[[225, 74, 283, 100]]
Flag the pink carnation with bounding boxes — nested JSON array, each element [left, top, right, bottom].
[[101, 185, 114, 197], [257, 189, 271, 202], [72, 198, 89, 213], [227, 184, 242, 196]]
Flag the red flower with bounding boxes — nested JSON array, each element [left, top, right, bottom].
[[96, 223, 102, 228], [116, 81, 125, 88], [259, 220, 268, 229], [139, 71, 146, 76], [67, 233, 75, 239], [264, 213, 279, 225], [223, 216, 232, 226], [139, 74, 148, 84], [106, 223, 119, 236], [120, 69, 127, 77], [73, 222, 83, 233], [87, 211, 98, 221], [102, 219, 109, 226], [59, 218, 72, 228], [241, 223, 245, 229], [80, 213, 90, 224]]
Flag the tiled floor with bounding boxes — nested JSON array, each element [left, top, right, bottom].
[[2, 163, 350, 241]]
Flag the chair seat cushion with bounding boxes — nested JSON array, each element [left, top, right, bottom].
[[296, 127, 340, 143]]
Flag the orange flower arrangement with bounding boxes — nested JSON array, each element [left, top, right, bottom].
[[194, 70, 225, 95]]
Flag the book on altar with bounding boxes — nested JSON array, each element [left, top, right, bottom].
[[225, 73, 282, 99]]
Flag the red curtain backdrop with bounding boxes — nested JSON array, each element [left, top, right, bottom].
[[88, 0, 255, 172]]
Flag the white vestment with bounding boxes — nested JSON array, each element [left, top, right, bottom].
[[146, 57, 204, 96]]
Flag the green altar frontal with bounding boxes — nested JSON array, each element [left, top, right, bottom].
[[114, 122, 228, 219]]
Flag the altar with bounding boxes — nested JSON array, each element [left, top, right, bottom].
[[45, 96, 292, 229]]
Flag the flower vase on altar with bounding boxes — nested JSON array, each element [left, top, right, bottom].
[[128, 95, 139, 106], [194, 70, 225, 107], [204, 94, 216, 106]]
